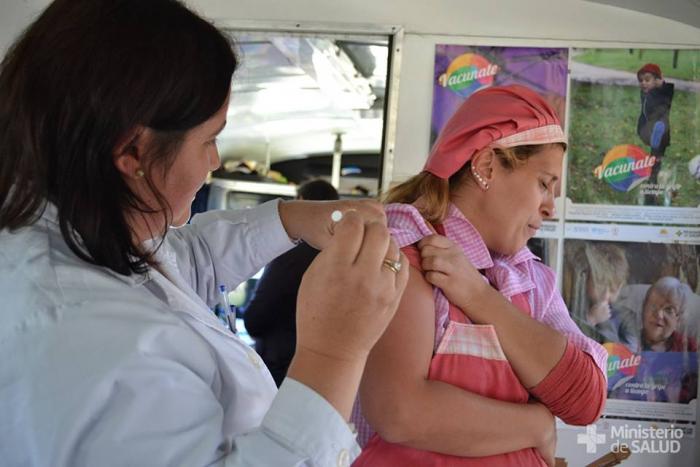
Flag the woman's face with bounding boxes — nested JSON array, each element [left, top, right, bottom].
[[153, 99, 228, 227], [643, 290, 681, 346], [475, 145, 564, 255]]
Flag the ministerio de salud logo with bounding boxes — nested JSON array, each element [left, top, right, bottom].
[[593, 144, 656, 192], [577, 343, 687, 457], [577, 424, 686, 455], [438, 53, 499, 97]]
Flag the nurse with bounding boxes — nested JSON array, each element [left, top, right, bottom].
[[0, 0, 408, 465]]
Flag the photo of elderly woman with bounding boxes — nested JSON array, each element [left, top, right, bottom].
[[642, 277, 698, 353]]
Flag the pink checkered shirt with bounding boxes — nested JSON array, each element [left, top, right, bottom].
[[351, 202, 608, 447]]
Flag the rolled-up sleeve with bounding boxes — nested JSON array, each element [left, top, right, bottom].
[[529, 261, 608, 375], [540, 288, 609, 377], [527, 262, 608, 425], [530, 339, 607, 426]]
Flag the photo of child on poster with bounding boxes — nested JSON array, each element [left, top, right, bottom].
[[636, 63, 674, 205], [431, 45, 567, 146], [567, 48, 700, 210], [563, 239, 699, 412]]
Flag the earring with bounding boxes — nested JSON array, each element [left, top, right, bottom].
[[135, 169, 145, 178], [471, 168, 489, 190]]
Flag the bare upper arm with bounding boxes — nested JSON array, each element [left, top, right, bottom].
[[359, 265, 436, 433]]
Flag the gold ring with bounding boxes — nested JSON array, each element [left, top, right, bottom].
[[382, 258, 402, 274]]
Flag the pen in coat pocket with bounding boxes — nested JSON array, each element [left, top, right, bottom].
[[214, 284, 236, 333]]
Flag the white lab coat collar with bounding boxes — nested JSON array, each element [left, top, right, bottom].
[[40, 202, 150, 287]]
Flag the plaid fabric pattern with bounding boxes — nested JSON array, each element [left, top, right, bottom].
[[437, 323, 507, 361], [491, 124, 566, 148], [351, 398, 370, 447], [385, 203, 608, 373]]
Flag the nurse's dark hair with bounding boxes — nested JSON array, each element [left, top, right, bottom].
[[0, 0, 236, 275]]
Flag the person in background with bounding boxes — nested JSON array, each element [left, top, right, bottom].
[[636, 63, 674, 205], [0, 1, 409, 466], [352, 85, 607, 467], [244, 179, 340, 386]]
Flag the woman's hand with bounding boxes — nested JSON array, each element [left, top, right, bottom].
[[278, 199, 386, 250], [417, 234, 490, 314], [530, 401, 557, 467], [287, 210, 409, 418], [419, 234, 568, 388]]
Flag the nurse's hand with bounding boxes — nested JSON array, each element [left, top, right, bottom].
[[278, 198, 386, 250], [286, 210, 409, 419]]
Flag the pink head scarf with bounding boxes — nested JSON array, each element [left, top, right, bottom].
[[424, 84, 566, 179]]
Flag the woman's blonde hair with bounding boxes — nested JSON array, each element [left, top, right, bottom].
[[383, 143, 565, 224]]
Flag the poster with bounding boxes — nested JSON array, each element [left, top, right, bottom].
[[562, 232, 700, 422], [566, 48, 700, 224], [527, 221, 562, 269], [431, 45, 568, 146], [526, 236, 558, 270]]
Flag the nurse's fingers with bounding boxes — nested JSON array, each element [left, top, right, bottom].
[[353, 222, 408, 294], [380, 237, 404, 286], [322, 209, 365, 265], [354, 220, 390, 268]]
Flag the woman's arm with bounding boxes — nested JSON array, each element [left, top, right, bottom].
[[418, 234, 567, 388], [470, 282, 606, 426], [418, 235, 607, 424], [278, 198, 386, 250], [529, 340, 606, 426], [360, 265, 555, 458], [288, 213, 408, 420], [167, 199, 296, 308], [167, 198, 385, 309], [461, 285, 568, 388], [533, 286, 608, 425]]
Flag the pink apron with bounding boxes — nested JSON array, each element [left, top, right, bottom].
[[353, 283, 547, 466]]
